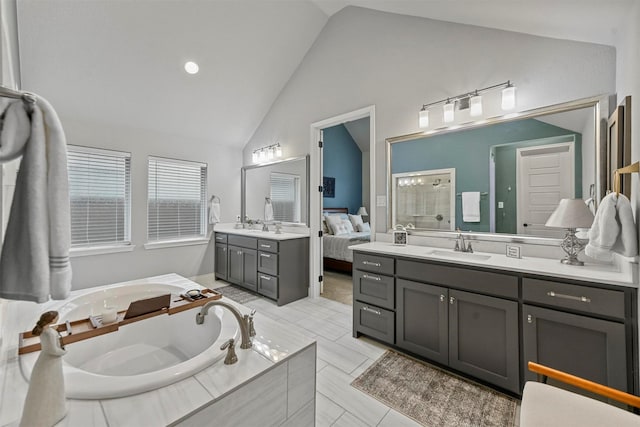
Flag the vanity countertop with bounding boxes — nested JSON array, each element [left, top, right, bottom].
[[0, 274, 315, 427], [349, 242, 638, 288], [214, 223, 309, 241]]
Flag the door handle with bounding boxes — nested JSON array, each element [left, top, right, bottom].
[[523, 223, 528, 227]]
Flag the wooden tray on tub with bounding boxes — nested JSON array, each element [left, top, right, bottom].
[[18, 288, 222, 355]]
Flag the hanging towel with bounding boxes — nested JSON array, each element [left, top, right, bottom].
[[585, 192, 637, 261], [0, 95, 71, 303], [462, 192, 481, 222], [208, 198, 221, 225], [264, 199, 274, 221]]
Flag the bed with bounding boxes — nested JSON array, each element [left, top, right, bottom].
[[322, 208, 371, 273]]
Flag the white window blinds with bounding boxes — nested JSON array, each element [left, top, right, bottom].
[[68, 146, 131, 247], [148, 157, 207, 242], [270, 172, 300, 223]]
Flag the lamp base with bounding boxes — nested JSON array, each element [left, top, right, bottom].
[[560, 257, 584, 266], [559, 228, 587, 267]]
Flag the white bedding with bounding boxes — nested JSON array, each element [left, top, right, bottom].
[[323, 232, 371, 262]]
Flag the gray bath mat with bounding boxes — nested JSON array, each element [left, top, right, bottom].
[[351, 350, 517, 427], [212, 285, 260, 304]]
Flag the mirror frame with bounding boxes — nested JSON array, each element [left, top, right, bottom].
[[386, 94, 611, 245], [241, 155, 311, 227]]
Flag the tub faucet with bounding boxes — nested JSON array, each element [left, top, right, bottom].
[[195, 300, 253, 349]]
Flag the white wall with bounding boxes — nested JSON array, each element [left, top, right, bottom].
[[362, 150, 370, 214], [63, 117, 242, 289], [244, 6, 616, 232]]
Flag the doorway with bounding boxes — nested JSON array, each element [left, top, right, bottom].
[[309, 106, 376, 300]]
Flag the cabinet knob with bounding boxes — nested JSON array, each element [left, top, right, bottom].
[[527, 314, 533, 324], [222, 248, 226, 252], [440, 294, 445, 302], [449, 296, 455, 305]]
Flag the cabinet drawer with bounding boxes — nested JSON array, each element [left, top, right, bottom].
[[228, 235, 258, 249], [258, 239, 278, 253], [353, 270, 394, 310], [523, 278, 625, 319], [258, 251, 278, 276], [354, 301, 394, 344], [214, 233, 228, 243], [258, 274, 278, 299], [353, 252, 394, 275], [397, 259, 518, 299]]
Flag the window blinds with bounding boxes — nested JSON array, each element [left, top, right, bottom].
[[148, 157, 207, 241], [68, 146, 131, 247], [270, 172, 300, 223]]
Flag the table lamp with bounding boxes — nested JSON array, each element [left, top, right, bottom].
[[545, 199, 594, 266], [357, 206, 368, 220]]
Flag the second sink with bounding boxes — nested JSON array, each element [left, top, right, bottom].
[[431, 250, 492, 262]]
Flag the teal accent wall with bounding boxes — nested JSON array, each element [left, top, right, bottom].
[[323, 124, 362, 214], [391, 119, 582, 232]]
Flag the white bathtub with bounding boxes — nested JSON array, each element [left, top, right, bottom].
[[20, 283, 238, 399]]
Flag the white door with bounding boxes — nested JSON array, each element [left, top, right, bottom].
[[516, 142, 574, 237]]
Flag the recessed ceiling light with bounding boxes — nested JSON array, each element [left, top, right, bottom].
[[184, 61, 199, 74]]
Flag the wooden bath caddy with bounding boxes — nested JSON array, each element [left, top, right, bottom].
[[18, 288, 222, 355]]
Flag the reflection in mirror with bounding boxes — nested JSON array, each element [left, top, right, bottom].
[[392, 169, 455, 230], [388, 96, 607, 239], [242, 156, 309, 225]]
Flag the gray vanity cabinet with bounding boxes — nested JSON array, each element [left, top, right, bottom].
[[449, 289, 519, 393], [214, 243, 228, 281], [396, 279, 448, 365], [228, 245, 258, 292]]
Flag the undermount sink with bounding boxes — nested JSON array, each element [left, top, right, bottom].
[[430, 250, 492, 262]]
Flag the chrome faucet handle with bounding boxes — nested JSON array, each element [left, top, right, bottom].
[[221, 338, 238, 365], [248, 310, 256, 337], [454, 241, 460, 251], [467, 242, 473, 253]]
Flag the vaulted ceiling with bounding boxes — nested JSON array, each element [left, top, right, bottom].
[[17, 0, 633, 150]]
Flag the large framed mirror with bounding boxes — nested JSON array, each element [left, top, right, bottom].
[[242, 155, 310, 226], [387, 95, 610, 241]]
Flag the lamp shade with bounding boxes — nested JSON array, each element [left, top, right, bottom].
[[545, 199, 594, 229], [357, 206, 368, 216], [419, 108, 429, 128]]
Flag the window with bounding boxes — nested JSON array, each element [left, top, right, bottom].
[[148, 156, 207, 242], [68, 146, 131, 247], [270, 172, 300, 223]]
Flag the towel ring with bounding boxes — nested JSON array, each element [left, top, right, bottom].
[[210, 195, 221, 203]]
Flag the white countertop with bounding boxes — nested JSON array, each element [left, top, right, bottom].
[[214, 223, 309, 241], [0, 274, 315, 427], [349, 242, 638, 288]]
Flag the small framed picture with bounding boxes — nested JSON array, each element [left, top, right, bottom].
[[393, 229, 407, 246], [323, 176, 335, 198]]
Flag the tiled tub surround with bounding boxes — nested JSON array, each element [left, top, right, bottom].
[[350, 242, 639, 397], [0, 274, 316, 427]]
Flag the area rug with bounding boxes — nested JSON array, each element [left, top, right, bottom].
[[212, 285, 260, 304], [351, 350, 518, 427]]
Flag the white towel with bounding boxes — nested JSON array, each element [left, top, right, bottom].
[[264, 200, 274, 221], [208, 199, 221, 225], [585, 192, 637, 261], [0, 96, 72, 303], [462, 192, 481, 222]]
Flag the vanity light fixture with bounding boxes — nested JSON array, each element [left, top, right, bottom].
[[252, 143, 283, 164], [418, 81, 516, 128]]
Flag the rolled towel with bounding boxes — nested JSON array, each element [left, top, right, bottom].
[[209, 199, 221, 225], [462, 191, 481, 222], [264, 200, 274, 221]]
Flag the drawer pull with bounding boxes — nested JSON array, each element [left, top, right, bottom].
[[362, 261, 381, 267], [260, 275, 271, 281], [547, 291, 591, 303], [361, 306, 381, 316], [260, 244, 271, 248], [362, 274, 381, 281], [260, 253, 272, 258], [237, 251, 242, 255]]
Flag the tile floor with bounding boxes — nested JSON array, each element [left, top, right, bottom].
[[192, 275, 520, 426]]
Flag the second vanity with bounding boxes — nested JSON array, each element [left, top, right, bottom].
[[351, 242, 638, 396], [214, 226, 309, 306]]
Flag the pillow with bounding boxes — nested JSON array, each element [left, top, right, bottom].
[[332, 222, 350, 236], [357, 222, 371, 232], [322, 218, 330, 234], [349, 214, 364, 229], [325, 215, 344, 235], [342, 219, 354, 233]]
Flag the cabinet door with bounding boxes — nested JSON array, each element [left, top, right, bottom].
[[396, 279, 448, 365], [522, 304, 628, 392], [449, 289, 519, 393], [242, 248, 258, 292], [214, 243, 228, 281], [227, 245, 243, 285]]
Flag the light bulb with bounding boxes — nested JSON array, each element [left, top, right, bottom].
[[470, 94, 482, 117], [419, 108, 429, 128], [502, 84, 516, 110], [443, 101, 454, 123], [275, 145, 282, 157], [267, 147, 274, 160], [184, 61, 199, 74], [252, 151, 258, 163], [259, 150, 266, 162]]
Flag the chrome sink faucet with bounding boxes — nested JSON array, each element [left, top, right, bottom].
[[195, 300, 254, 350], [454, 228, 473, 253]]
